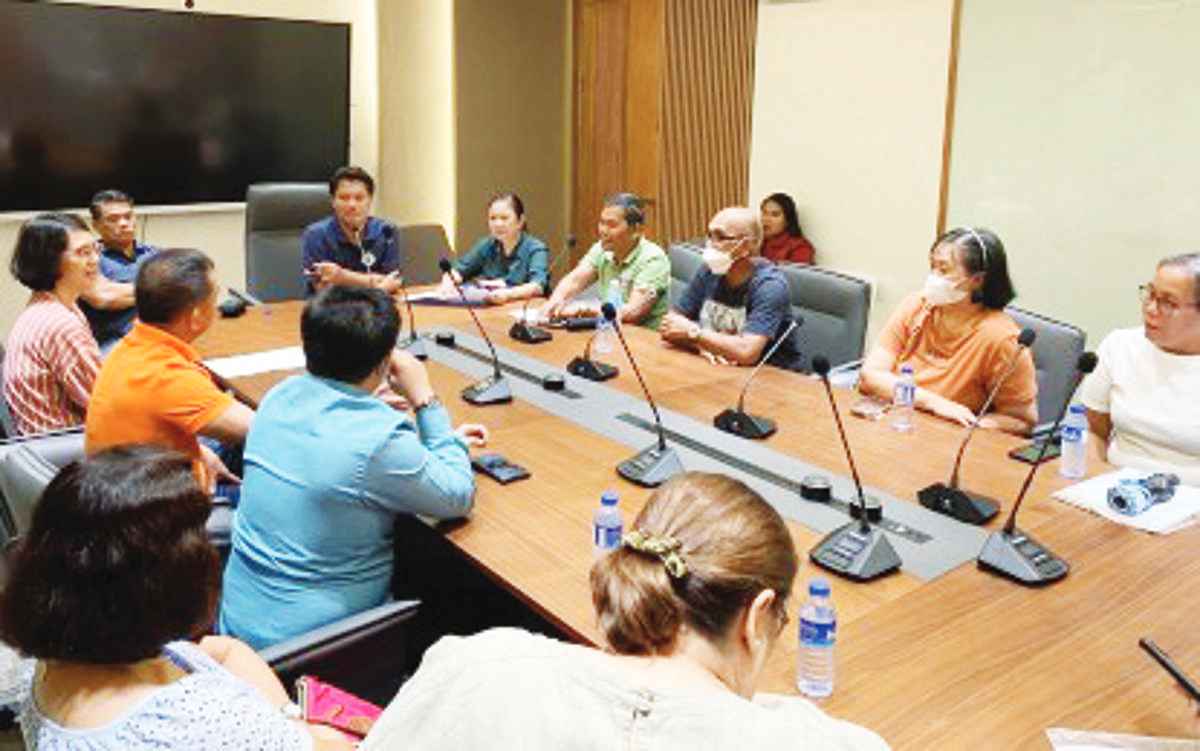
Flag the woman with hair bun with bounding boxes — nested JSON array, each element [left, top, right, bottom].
[[362, 472, 888, 750]]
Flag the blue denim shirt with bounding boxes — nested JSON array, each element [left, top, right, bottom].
[[80, 241, 157, 351], [300, 215, 400, 295], [219, 373, 475, 649], [452, 232, 551, 294]]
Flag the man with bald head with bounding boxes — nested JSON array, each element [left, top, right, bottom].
[[660, 207, 803, 370]]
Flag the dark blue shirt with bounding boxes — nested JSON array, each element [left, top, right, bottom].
[[80, 241, 158, 351], [452, 232, 551, 294], [300, 216, 400, 296], [675, 258, 803, 370]]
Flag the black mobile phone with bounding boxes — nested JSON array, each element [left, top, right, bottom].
[[471, 453, 531, 485], [1008, 439, 1062, 465], [1140, 637, 1200, 702]]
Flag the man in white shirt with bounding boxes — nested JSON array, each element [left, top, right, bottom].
[[1081, 253, 1200, 485]]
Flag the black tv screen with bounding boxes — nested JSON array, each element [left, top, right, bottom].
[[0, 3, 349, 212]]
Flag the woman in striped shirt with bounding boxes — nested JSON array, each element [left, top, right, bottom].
[[3, 213, 103, 435]]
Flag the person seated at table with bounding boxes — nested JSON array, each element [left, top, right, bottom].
[[80, 189, 159, 352], [360, 472, 888, 750], [438, 192, 550, 305], [0, 445, 352, 750], [302, 165, 402, 296], [1081, 253, 1200, 484], [85, 248, 253, 492], [659, 207, 803, 370], [858, 227, 1037, 435], [219, 285, 485, 650], [760, 192, 816, 265], [3, 213, 103, 436], [538, 192, 671, 328]]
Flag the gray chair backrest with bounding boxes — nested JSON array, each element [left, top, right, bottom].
[[0, 431, 85, 544], [398, 224, 452, 286], [1005, 306, 1086, 428], [0, 343, 16, 439], [244, 182, 331, 302], [667, 240, 706, 308], [777, 263, 871, 371]]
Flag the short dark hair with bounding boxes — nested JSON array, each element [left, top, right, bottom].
[[302, 285, 400, 383], [329, 166, 375, 196], [603, 192, 646, 228], [761, 192, 805, 238], [932, 227, 1017, 310], [89, 189, 134, 221], [0, 445, 219, 664], [9, 212, 89, 292], [135, 248, 216, 324], [1159, 252, 1200, 306]]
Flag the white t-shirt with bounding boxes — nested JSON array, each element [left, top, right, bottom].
[[362, 628, 890, 751], [1080, 327, 1200, 486]]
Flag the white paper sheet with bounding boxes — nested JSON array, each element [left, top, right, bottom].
[[1046, 727, 1200, 750], [204, 346, 306, 380], [1052, 469, 1200, 534]]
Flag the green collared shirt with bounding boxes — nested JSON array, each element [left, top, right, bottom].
[[582, 236, 670, 328]]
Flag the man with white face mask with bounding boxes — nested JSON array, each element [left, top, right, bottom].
[[659, 207, 802, 370], [859, 227, 1037, 434]]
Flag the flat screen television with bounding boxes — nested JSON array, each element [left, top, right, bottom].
[[0, 3, 350, 212]]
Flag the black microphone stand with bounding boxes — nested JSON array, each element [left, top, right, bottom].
[[437, 258, 512, 405], [396, 275, 428, 360], [509, 235, 575, 344], [713, 319, 799, 439], [567, 328, 619, 381]]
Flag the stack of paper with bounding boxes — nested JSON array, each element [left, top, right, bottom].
[[1047, 727, 1200, 749], [1052, 469, 1200, 534], [204, 346, 306, 380]]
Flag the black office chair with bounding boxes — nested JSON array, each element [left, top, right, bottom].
[[1005, 306, 1087, 434], [667, 239, 705, 308], [244, 182, 331, 302], [397, 224, 453, 286]]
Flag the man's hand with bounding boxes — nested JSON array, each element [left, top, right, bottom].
[[372, 378, 410, 411], [455, 423, 489, 447], [307, 262, 344, 289], [199, 443, 239, 494], [386, 350, 435, 407], [377, 271, 404, 295], [659, 311, 697, 344]]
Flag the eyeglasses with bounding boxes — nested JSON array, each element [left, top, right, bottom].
[[1138, 284, 1198, 316], [706, 229, 746, 245]]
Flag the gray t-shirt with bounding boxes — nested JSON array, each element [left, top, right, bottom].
[[19, 641, 310, 751]]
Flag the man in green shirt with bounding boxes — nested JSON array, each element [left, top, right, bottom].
[[539, 193, 670, 328]]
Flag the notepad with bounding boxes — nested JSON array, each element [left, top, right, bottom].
[[1052, 469, 1200, 534], [204, 346, 306, 379]]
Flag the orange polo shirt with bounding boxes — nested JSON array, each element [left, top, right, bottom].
[[85, 321, 234, 471], [876, 293, 1037, 417]]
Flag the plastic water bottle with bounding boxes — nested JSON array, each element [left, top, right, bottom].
[[890, 364, 916, 433], [1059, 403, 1088, 479], [593, 279, 622, 354], [797, 577, 837, 699], [593, 490, 623, 556]]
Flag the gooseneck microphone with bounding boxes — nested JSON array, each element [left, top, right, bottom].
[[808, 355, 902, 581], [510, 235, 575, 344], [567, 325, 619, 381], [918, 327, 1036, 524], [603, 302, 683, 487], [438, 257, 512, 405], [977, 351, 1098, 585], [713, 318, 800, 439], [384, 225, 427, 360]]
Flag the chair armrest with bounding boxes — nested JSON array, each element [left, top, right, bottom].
[[259, 599, 421, 672]]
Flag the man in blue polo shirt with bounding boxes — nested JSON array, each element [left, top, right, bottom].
[[301, 166, 403, 296], [80, 189, 158, 353]]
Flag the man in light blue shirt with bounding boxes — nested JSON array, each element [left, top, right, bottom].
[[219, 286, 487, 650]]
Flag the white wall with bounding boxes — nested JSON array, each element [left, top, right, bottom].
[[0, 0, 379, 339], [749, 0, 955, 343]]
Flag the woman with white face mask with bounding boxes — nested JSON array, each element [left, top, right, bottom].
[[859, 227, 1038, 434]]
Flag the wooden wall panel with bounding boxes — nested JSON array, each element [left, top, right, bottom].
[[659, 0, 757, 244]]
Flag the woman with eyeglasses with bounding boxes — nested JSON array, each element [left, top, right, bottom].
[[858, 227, 1038, 434], [1080, 253, 1200, 485], [361, 472, 888, 750], [3, 213, 103, 436]]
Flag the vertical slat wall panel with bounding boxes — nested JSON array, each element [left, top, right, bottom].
[[659, 0, 757, 244]]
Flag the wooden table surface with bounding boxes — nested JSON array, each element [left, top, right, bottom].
[[196, 299, 1200, 749]]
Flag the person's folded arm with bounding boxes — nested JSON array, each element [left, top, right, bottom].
[[858, 344, 900, 402], [695, 329, 769, 366], [199, 401, 255, 445], [363, 403, 475, 519], [79, 276, 135, 311], [1087, 409, 1113, 463]]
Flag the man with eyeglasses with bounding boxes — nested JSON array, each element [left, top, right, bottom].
[[659, 207, 802, 370], [81, 189, 159, 353], [1081, 253, 1200, 485]]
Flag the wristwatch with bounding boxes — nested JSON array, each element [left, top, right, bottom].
[[687, 324, 702, 342]]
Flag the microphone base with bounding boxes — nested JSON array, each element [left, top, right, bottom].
[[617, 444, 684, 488], [398, 333, 428, 360], [977, 527, 1069, 585], [713, 408, 776, 440], [810, 521, 902, 581], [917, 482, 999, 525], [567, 357, 618, 382], [509, 321, 552, 344], [461, 375, 513, 405]]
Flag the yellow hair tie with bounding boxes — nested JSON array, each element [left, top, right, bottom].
[[622, 529, 688, 579]]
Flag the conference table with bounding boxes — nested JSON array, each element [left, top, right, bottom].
[[195, 297, 1200, 750]]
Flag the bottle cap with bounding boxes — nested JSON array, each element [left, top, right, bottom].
[[601, 491, 619, 506], [900, 364, 914, 375], [1068, 403, 1086, 414], [809, 577, 831, 597]]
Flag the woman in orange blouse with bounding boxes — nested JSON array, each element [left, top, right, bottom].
[[859, 227, 1037, 435], [759, 193, 815, 265]]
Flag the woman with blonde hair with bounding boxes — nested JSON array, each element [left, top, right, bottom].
[[362, 472, 888, 750]]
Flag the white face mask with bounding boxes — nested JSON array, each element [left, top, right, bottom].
[[703, 243, 735, 275], [922, 273, 968, 306]]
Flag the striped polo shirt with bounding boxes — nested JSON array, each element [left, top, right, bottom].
[[2, 292, 102, 436]]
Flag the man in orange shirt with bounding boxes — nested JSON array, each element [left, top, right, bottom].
[[85, 248, 253, 489]]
